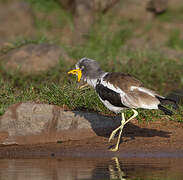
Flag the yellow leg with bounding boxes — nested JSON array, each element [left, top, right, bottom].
[[109, 157, 126, 180], [124, 109, 138, 126], [108, 112, 125, 142], [109, 112, 125, 152], [109, 109, 138, 152], [109, 109, 138, 142]]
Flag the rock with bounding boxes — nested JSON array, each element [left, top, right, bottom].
[[57, 0, 119, 43], [56, 0, 75, 13], [74, 0, 119, 42], [0, 102, 120, 145], [0, 1, 34, 48], [116, 0, 153, 21], [93, 0, 119, 12], [73, 0, 94, 42], [167, 0, 183, 10], [147, 0, 168, 14], [57, 0, 119, 13], [1, 43, 71, 74]]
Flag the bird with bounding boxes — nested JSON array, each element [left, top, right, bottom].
[[68, 58, 178, 152]]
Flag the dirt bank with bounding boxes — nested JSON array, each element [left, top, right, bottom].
[[0, 118, 183, 159]]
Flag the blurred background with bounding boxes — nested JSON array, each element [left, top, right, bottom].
[[0, 0, 183, 118]]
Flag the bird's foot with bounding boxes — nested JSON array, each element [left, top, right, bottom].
[[109, 146, 119, 152]]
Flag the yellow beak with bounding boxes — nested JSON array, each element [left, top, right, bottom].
[[68, 69, 82, 82]]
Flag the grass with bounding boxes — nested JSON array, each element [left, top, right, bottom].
[[166, 29, 183, 49], [26, 0, 73, 43], [0, 0, 182, 122], [0, 45, 182, 121], [157, 7, 183, 22]]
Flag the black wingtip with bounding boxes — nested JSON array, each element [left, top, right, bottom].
[[156, 96, 179, 110], [158, 104, 173, 116], [166, 89, 183, 106]]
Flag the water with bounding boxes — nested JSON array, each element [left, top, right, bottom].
[[0, 155, 183, 180]]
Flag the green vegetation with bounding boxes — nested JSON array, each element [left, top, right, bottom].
[[167, 29, 183, 49], [157, 7, 183, 22], [0, 0, 182, 122]]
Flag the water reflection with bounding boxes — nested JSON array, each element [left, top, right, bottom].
[[109, 157, 127, 180], [0, 156, 183, 180]]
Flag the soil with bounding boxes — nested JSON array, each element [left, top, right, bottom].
[[0, 118, 183, 159]]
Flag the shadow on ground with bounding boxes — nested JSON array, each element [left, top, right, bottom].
[[72, 111, 171, 141]]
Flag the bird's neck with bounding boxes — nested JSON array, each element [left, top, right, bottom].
[[86, 78, 98, 88], [86, 72, 107, 88]]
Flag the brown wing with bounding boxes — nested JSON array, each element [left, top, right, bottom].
[[103, 72, 161, 109], [103, 72, 143, 92], [122, 89, 160, 109]]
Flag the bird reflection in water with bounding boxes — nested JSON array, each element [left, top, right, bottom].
[[108, 157, 128, 180]]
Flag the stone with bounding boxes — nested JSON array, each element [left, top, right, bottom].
[[168, 0, 183, 10], [56, 0, 75, 13], [147, 0, 168, 14], [57, 0, 119, 13], [93, 0, 119, 12], [0, 1, 34, 48], [57, 0, 119, 43], [0, 102, 120, 145], [117, 0, 153, 21], [73, 0, 94, 41], [1, 43, 71, 74]]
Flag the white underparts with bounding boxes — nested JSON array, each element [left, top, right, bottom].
[[99, 97, 124, 114]]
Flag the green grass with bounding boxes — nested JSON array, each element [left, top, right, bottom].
[[69, 45, 183, 93], [27, 0, 61, 13], [0, 0, 182, 122], [166, 29, 183, 49], [26, 0, 73, 42], [157, 7, 183, 22], [0, 45, 182, 122]]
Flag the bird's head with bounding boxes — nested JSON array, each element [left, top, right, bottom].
[[68, 58, 103, 88]]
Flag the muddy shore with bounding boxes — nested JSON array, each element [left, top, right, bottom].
[[1, 119, 183, 159]]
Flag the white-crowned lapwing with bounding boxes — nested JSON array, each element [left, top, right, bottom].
[[68, 58, 178, 151]]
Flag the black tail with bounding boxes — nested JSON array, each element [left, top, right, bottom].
[[158, 104, 173, 116], [166, 89, 183, 105], [156, 96, 179, 116], [156, 96, 179, 110]]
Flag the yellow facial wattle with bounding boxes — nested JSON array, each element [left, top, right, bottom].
[[68, 69, 82, 82]]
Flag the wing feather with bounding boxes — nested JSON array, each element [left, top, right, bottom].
[[101, 72, 163, 109], [103, 72, 142, 93]]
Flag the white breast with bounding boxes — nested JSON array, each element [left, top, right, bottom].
[[99, 97, 125, 114]]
